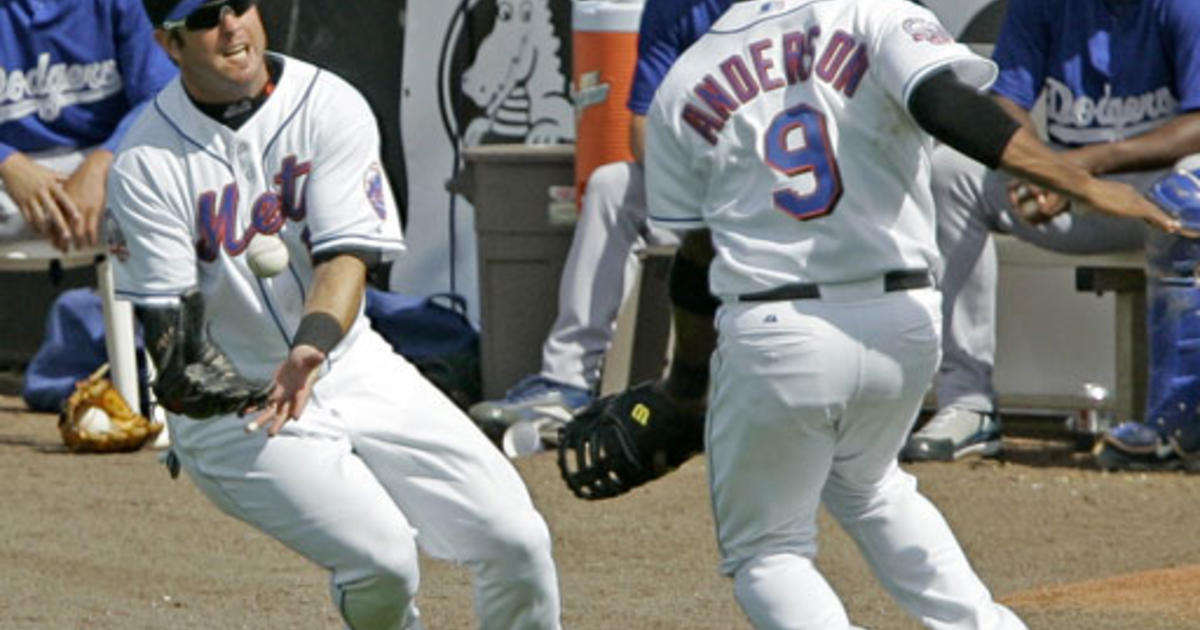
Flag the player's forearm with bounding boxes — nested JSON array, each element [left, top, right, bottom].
[[629, 114, 647, 165], [1079, 111, 1200, 176], [663, 229, 717, 402], [135, 291, 269, 418], [305, 254, 367, 333], [997, 127, 1101, 205], [992, 95, 1039, 135], [0, 145, 19, 171]]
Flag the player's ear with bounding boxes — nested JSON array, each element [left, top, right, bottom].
[[153, 28, 184, 63]]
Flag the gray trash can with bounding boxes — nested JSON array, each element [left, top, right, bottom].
[[451, 144, 577, 399]]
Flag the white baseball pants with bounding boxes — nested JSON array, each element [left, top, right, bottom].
[[709, 284, 1025, 630], [167, 333, 561, 630]]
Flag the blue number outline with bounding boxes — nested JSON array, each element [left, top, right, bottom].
[[763, 103, 843, 221]]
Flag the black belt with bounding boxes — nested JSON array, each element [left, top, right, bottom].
[[737, 269, 932, 302]]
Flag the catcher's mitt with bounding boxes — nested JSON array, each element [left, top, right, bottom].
[[557, 381, 704, 500], [58, 364, 162, 453]]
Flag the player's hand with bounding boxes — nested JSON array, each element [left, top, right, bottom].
[[0, 152, 81, 251], [62, 151, 113, 249], [246, 345, 325, 437], [1009, 180, 1068, 224], [1084, 178, 1181, 234]]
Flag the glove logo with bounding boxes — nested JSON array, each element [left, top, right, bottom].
[[630, 403, 651, 426], [558, 381, 705, 500]]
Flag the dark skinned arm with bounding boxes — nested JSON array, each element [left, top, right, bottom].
[[659, 229, 717, 412]]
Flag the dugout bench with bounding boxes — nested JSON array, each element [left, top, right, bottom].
[[991, 236, 1147, 425], [0, 240, 140, 412]]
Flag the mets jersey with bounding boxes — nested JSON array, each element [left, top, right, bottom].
[[106, 54, 404, 381], [991, 0, 1200, 148], [646, 0, 995, 295]]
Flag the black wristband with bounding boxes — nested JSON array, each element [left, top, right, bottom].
[[312, 247, 383, 269], [292, 312, 344, 354], [669, 252, 720, 316]]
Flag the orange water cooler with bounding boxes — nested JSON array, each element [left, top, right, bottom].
[[572, 0, 644, 205]]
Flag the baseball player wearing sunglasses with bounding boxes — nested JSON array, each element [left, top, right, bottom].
[[104, 1, 565, 627]]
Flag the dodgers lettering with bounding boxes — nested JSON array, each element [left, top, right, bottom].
[[682, 28, 869, 145]]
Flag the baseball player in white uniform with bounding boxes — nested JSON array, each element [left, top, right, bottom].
[[644, 0, 1176, 628], [104, 1, 562, 628]]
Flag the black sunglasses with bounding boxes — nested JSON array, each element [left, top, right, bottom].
[[163, 0, 257, 31]]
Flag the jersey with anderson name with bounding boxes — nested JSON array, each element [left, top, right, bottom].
[[106, 54, 404, 382], [646, 0, 995, 296]]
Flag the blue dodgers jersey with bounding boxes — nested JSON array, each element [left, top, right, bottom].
[[0, 0, 177, 161], [990, 0, 1200, 147], [626, 0, 733, 115]]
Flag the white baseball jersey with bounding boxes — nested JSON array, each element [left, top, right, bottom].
[[103, 53, 563, 628], [646, 0, 996, 297], [106, 54, 404, 381], [644, 3, 1028, 628]]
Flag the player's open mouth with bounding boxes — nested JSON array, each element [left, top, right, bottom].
[[223, 44, 250, 59]]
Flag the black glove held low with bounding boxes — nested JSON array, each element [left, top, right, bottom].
[[557, 381, 705, 500]]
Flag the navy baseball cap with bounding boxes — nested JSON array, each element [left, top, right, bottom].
[[143, 0, 205, 27], [145, 0, 256, 29]]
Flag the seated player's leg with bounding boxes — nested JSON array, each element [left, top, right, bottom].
[[1098, 161, 1200, 470], [1096, 274, 1200, 470], [913, 145, 1012, 461], [914, 144, 1147, 462], [469, 161, 674, 448]]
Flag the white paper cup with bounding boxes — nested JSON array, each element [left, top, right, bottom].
[[502, 420, 546, 458]]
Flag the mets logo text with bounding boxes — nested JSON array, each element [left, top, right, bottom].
[[194, 155, 312, 262]]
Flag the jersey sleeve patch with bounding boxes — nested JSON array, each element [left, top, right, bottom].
[[364, 162, 387, 219], [901, 17, 954, 45]]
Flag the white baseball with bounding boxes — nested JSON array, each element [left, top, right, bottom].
[[246, 234, 289, 277], [1014, 184, 1041, 219], [78, 406, 113, 434]]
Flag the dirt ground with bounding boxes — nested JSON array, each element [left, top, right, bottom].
[[3, 395, 1200, 630]]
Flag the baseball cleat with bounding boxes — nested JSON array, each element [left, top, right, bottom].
[[901, 406, 1002, 462], [468, 375, 592, 433], [1093, 421, 1200, 471]]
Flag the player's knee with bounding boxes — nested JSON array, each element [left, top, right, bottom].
[[481, 509, 556, 571], [1175, 153, 1200, 172], [332, 556, 421, 630], [721, 541, 819, 581], [823, 466, 918, 521], [583, 161, 636, 211]]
